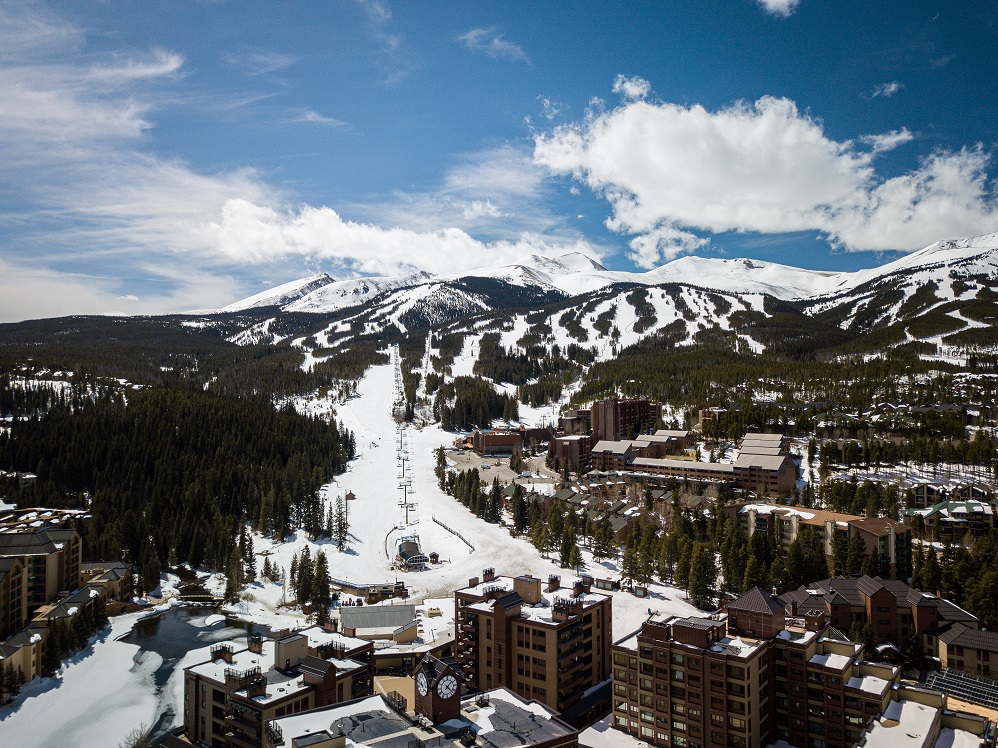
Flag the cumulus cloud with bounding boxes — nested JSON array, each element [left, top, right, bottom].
[[204, 200, 599, 277], [534, 90, 998, 257], [872, 80, 904, 98], [612, 75, 651, 102], [457, 28, 530, 64], [757, 0, 800, 17]]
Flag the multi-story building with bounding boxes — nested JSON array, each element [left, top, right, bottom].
[[0, 557, 26, 639], [454, 569, 612, 725], [732, 504, 913, 580], [591, 399, 658, 442], [608, 587, 989, 748], [903, 501, 996, 543], [906, 479, 992, 509], [548, 435, 594, 473], [590, 436, 796, 495], [781, 575, 981, 654], [80, 561, 133, 603], [184, 626, 375, 748], [263, 683, 579, 748], [0, 527, 82, 618]]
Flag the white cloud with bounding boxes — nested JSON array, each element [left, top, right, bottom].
[[0, 256, 243, 322], [457, 28, 530, 64], [538, 96, 561, 120], [612, 75, 651, 102], [872, 80, 904, 98], [534, 91, 998, 253], [757, 0, 800, 17], [0, 6, 599, 319], [203, 199, 600, 277], [222, 49, 298, 76], [859, 127, 914, 153], [288, 109, 347, 127]]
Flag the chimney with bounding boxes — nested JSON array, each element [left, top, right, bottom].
[[211, 643, 234, 663], [572, 579, 585, 597], [468, 576, 480, 588], [547, 574, 560, 592], [248, 635, 263, 655], [246, 676, 267, 699], [482, 567, 496, 583]]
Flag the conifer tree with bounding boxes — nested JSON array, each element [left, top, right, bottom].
[[312, 551, 332, 624]]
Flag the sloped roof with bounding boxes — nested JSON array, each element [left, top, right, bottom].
[[729, 587, 785, 615], [938, 623, 998, 653]]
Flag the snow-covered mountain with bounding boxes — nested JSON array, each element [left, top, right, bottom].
[[213, 235, 998, 359]]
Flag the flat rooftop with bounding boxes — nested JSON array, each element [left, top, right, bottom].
[[457, 575, 610, 623], [270, 689, 576, 748]]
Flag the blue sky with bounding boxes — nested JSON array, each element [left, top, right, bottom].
[[1, 0, 997, 321]]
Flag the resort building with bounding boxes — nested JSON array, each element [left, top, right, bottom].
[[0, 527, 82, 619], [903, 501, 996, 544], [590, 434, 796, 496], [262, 683, 579, 748], [454, 568, 612, 726], [609, 587, 992, 748], [731, 503, 913, 580], [183, 626, 375, 748], [591, 399, 658, 442]]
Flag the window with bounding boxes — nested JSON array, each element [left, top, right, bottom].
[[673, 720, 686, 732], [672, 653, 685, 664], [615, 716, 627, 727], [672, 670, 685, 682], [641, 727, 655, 738]]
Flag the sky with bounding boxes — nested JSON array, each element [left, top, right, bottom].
[[1, 0, 997, 322]]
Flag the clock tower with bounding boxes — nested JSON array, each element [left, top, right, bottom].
[[413, 654, 464, 725]]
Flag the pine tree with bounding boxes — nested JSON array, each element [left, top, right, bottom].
[[333, 496, 349, 551], [741, 555, 768, 592], [568, 544, 583, 572], [312, 552, 332, 624], [688, 542, 717, 609], [296, 547, 313, 605], [846, 533, 867, 576], [224, 545, 242, 600], [244, 535, 257, 582]]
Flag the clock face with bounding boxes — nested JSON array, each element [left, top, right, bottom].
[[437, 674, 458, 699], [416, 671, 428, 696]]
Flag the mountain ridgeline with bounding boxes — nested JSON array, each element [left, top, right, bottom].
[[1, 234, 997, 580]]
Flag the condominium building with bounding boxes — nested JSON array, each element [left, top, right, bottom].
[[590, 436, 796, 495], [610, 587, 955, 748], [732, 504, 913, 580], [184, 626, 375, 748], [262, 685, 579, 748], [454, 568, 612, 725], [0, 527, 82, 619], [591, 399, 658, 442]]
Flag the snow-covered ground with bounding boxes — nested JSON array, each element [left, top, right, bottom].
[[228, 352, 700, 641], [2, 349, 699, 743]]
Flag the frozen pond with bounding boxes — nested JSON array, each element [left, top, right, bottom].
[[122, 606, 273, 740]]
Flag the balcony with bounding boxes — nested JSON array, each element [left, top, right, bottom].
[[223, 727, 259, 748]]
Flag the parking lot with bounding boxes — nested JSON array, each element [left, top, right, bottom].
[[445, 448, 560, 488]]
